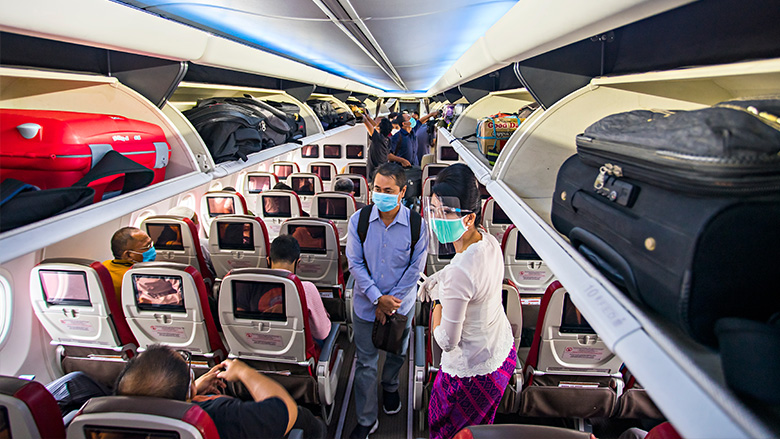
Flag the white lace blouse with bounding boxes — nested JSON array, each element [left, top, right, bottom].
[[432, 232, 514, 378]]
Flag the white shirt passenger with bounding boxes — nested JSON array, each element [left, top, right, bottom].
[[433, 232, 514, 378]]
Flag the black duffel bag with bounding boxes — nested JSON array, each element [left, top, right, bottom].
[[552, 100, 780, 347], [183, 102, 265, 163]]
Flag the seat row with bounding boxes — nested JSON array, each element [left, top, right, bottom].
[[413, 281, 663, 421], [29, 220, 350, 422], [5, 371, 675, 439]]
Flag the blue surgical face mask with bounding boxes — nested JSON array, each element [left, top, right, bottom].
[[372, 191, 400, 212], [142, 246, 157, 262], [431, 217, 468, 244], [130, 246, 157, 262], [409, 118, 417, 129]]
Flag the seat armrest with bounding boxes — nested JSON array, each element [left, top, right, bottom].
[[319, 323, 341, 363], [415, 326, 426, 368], [288, 428, 304, 439]]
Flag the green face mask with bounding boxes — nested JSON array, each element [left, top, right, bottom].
[[431, 217, 467, 244]]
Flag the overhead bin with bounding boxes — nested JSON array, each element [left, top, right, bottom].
[[429, 0, 694, 95], [0, 67, 207, 263], [445, 57, 780, 439]]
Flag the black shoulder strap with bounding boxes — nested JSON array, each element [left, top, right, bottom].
[[357, 204, 373, 245], [409, 209, 421, 254], [358, 205, 421, 277]]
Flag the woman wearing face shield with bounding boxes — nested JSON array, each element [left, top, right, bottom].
[[422, 164, 516, 439]]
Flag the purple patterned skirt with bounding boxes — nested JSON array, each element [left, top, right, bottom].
[[428, 346, 517, 439]]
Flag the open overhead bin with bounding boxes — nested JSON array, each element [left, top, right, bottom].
[[0, 66, 208, 263], [446, 56, 780, 439]]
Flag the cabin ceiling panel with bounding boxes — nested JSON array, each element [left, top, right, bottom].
[[122, 0, 398, 90], [349, 0, 517, 91], [115, 0, 519, 92]]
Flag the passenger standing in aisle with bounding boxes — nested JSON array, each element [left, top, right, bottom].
[[389, 114, 417, 166], [360, 110, 404, 180], [411, 109, 440, 164], [421, 164, 515, 439], [346, 162, 428, 439]]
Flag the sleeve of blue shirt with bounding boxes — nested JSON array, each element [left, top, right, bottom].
[[388, 217, 428, 301], [346, 211, 383, 305]]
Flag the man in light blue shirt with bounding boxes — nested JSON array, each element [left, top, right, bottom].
[[346, 162, 428, 439]]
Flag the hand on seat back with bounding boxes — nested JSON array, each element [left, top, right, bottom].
[[195, 364, 226, 395]]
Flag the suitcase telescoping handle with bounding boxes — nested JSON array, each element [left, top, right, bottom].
[[569, 227, 641, 303]]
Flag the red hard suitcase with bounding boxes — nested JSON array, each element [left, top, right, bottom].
[[0, 109, 171, 200]]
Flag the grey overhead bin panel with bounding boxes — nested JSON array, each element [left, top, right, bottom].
[[514, 0, 780, 110], [0, 32, 188, 109]]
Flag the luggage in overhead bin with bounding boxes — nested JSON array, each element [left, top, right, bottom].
[[187, 96, 296, 149], [307, 99, 355, 130], [476, 113, 522, 166], [551, 100, 780, 347], [263, 100, 306, 140], [0, 109, 169, 201]]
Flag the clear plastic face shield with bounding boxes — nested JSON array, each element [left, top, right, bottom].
[[423, 195, 473, 256]]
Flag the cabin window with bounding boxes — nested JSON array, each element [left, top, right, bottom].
[[133, 210, 156, 228], [180, 194, 197, 212], [0, 274, 12, 349]]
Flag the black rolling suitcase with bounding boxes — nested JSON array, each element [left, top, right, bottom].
[[551, 99, 780, 347]]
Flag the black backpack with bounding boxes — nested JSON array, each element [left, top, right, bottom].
[[183, 102, 265, 163], [307, 99, 340, 130], [356, 205, 422, 275], [264, 100, 306, 140], [195, 96, 294, 147]]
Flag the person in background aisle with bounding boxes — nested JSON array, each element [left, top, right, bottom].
[[334, 177, 367, 210], [420, 163, 515, 439], [360, 110, 403, 180], [388, 112, 400, 135], [266, 234, 331, 343], [389, 114, 416, 166], [103, 226, 155, 303], [411, 109, 441, 164], [346, 162, 428, 439], [167, 206, 216, 278]]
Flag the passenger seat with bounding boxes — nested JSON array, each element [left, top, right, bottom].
[[336, 173, 369, 205], [122, 262, 227, 367], [280, 217, 348, 323], [482, 197, 513, 244], [67, 396, 219, 439], [257, 189, 304, 240], [288, 172, 324, 213], [0, 375, 66, 439], [520, 281, 624, 418], [142, 215, 216, 289], [501, 224, 555, 295], [308, 162, 338, 190], [310, 191, 357, 247], [218, 268, 344, 423], [208, 215, 271, 278], [30, 259, 138, 389], [272, 161, 300, 181]]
